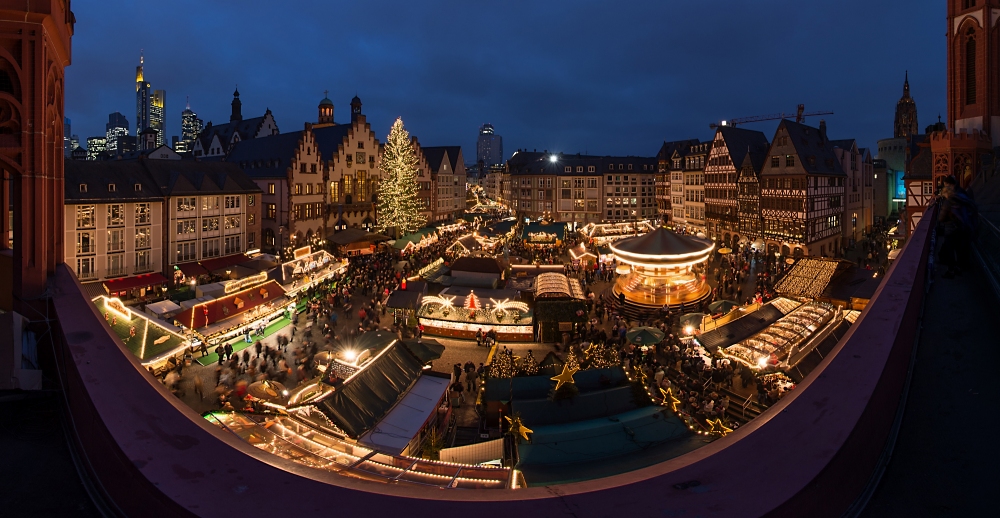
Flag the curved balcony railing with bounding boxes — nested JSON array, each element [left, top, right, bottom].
[[48, 206, 935, 517]]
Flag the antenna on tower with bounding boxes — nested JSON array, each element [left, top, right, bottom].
[[186, 96, 190, 110], [140, 49, 144, 64]]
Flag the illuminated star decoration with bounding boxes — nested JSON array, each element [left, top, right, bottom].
[[707, 418, 733, 437], [505, 414, 534, 443], [550, 363, 579, 391], [660, 387, 681, 412], [632, 366, 648, 386]]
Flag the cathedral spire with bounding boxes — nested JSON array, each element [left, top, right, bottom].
[[903, 71, 910, 97], [894, 71, 918, 139]]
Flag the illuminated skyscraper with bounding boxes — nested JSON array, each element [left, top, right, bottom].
[[86, 136, 106, 160], [180, 97, 203, 153], [136, 52, 151, 136], [105, 112, 130, 154], [477, 123, 503, 166], [150, 89, 166, 147]]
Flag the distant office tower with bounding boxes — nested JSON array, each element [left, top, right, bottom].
[[64, 117, 71, 157], [477, 123, 503, 166], [105, 112, 130, 153], [180, 97, 203, 153], [135, 52, 151, 136], [150, 89, 166, 147], [69, 134, 79, 153], [86, 136, 106, 160]]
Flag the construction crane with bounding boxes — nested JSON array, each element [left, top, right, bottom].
[[710, 104, 833, 129]]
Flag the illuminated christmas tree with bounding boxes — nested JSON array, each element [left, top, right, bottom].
[[375, 118, 426, 236], [489, 349, 516, 379], [563, 348, 580, 371], [518, 350, 539, 376]]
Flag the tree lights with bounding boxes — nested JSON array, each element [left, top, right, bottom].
[[375, 118, 426, 236]]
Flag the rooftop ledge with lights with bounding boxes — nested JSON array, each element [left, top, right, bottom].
[[49, 207, 934, 517]]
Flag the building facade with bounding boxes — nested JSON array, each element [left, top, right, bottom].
[[947, 0, 1000, 146], [704, 127, 769, 246], [736, 152, 766, 246], [761, 120, 845, 258], [86, 137, 106, 160], [477, 123, 503, 166], [423, 146, 465, 222], [179, 99, 203, 154], [655, 139, 699, 225], [830, 139, 874, 245], [106, 112, 130, 154]]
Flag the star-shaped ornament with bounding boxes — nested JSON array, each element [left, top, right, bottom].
[[660, 387, 681, 412], [550, 363, 579, 391], [505, 414, 534, 443], [707, 418, 733, 437]]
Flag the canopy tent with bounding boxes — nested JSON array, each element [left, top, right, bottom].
[[626, 326, 665, 346], [176, 261, 209, 277], [199, 253, 251, 272], [385, 290, 422, 311], [358, 373, 450, 454], [401, 338, 446, 364], [309, 338, 425, 438]]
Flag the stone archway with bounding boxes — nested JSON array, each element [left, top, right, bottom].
[[781, 244, 791, 257], [793, 247, 804, 259]]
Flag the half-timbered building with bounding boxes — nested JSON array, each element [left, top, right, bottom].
[[760, 120, 846, 258], [736, 147, 768, 248], [903, 140, 935, 236], [705, 127, 769, 247]]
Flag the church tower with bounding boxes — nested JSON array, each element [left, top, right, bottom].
[[351, 95, 363, 123], [894, 72, 919, 138], [230, 88, 242, 122], [947, 0, 1000, 146]]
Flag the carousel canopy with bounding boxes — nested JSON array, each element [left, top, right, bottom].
[[610, 227, 713, 259]]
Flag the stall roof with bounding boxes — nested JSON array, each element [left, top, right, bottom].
[[401, 339, 445, 364], [696, 304, 784, 352], [386, 290, 422, 310], [481, 219, 517, 238], [176, 261, 209, 277], [145, 299, 181, 316], [522, 221, 566, 241], [329, 228, 390, 245], [358, 374, 451, 454], [200, 253, 250, 272], [392, 228, 437, 250], [103, 272, 169, 293], [451, 256, 504, 274], [453, 234, 482, 252], [311, 337, 424, 438]]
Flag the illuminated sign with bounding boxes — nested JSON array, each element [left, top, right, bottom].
[[104, 297, 132, 321], [224, 272, 269, 294], [293, 246, 312, 259]]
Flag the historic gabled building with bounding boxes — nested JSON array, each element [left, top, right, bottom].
[[736, 145, 770, 247], [830, 139, 874, 245], [704, 127, 769, 246], [192, 89, 279, 159], [422, 146, 465, 222], [679, 141, 711, 233], [655, 139, 700, 224], [761, 120, 846, 258], [903, 139, 935, 234], [226, 95, 382, 257]]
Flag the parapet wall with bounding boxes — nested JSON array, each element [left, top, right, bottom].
[[49, 207, 935, 517]]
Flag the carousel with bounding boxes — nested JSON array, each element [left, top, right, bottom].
[[610, 226, 714, 311]]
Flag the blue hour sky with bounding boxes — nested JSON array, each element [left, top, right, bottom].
[[65, 0, 944, 159]]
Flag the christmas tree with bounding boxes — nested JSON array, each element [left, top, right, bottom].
[[375, 118, 426, 236], [489, 349, 516, 379], [519, 350, 539, 376], [563, 348, 580, 371]]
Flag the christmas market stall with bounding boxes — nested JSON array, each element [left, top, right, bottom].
[[521, 221, 566, 247], [327, 228, 390, 256], [174, 279, 288, 345], [392, 228, 439, 253], [580, 220, 656, 245], [532, 273, 588, 342], [417, 288, 533, 341], [92, 296, 189, 368], [610, 226, 714, 312], [280, 245, 345, 297], [447, 234, 484, 257], [720, 301, 839, 370]]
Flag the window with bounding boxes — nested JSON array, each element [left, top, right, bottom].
[[248, 232, 256, 248], [203, 196, 220, 211], [771, 156, 780, 168], [248, 213, 255, 225], [76, 231, 95, 255], [202, 239, 220, 258], [224, 235, 241, 255], [107, 204, 125, 226], [315, 202, 323, 217], [108, 183, 117, 193], [305, 204, 313, 219], [225, 195, 241, 209], [135, 250, 152, 273], [134, 203, 150, 225], [202, 217, 220, 232], [267, 183, 275, 195], [785, 155, 795, 167], [79, 184, 88, 193], [294, 184, 302, 195], [293, 205, 301, 220], [316, 183, 323, 194], [177, 197, 196, 212], [343, 174, 353, 195], [177, 219, 197, 236], [266, 204, 276, 220], [177, 242, 197, 262], [106, 254, 126, 276], [76, 257, 95, 279], [225, 216, 241, 230], [135, 227, 151, 249], [966, 32, 977, 105], [330, 181, 340, 202], [107, 229, 125, 252], [357, 171, 368, 200], [76, 205, 96, 228], [305, 183, 312, 195]]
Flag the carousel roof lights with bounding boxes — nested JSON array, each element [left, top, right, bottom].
[[612, 255, 712, 271]]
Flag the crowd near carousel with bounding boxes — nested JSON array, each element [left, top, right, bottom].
[[95, 202, 882, 488]]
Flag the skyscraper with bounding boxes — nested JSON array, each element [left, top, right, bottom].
[[105, 112, 129, 154], [150, 89, 166, 147], [64, 117, 71, 157], [135, 52, 150, 137], [86, 137, 106, 160], [477, 123, 503, 166], [180, 97, 203, 153]]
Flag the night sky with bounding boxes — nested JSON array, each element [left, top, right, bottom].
[[65, 0, 944, 159]]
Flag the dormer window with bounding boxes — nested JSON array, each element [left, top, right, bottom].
[[108, 184, 116, 192], [79, 184, 87, 193], [134, 183, 142, 191]]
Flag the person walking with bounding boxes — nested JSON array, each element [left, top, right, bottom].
[[193, 374, 205, 401], [224, 343, 233, 361]]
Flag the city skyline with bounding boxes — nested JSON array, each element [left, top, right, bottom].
[[65, 0, 944, 158]]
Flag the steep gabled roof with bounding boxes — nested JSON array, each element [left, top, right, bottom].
[[718, 127, 769, 171], [143, 160, 261, 195], [64, 159, 163, 202], [312, 124, 354, 162], [778, 119, 844, 176], [904, 144, 932, 180], [422, 146, 462, 172], [225, 130, 304, 178], [656, 139, 701, 161]]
